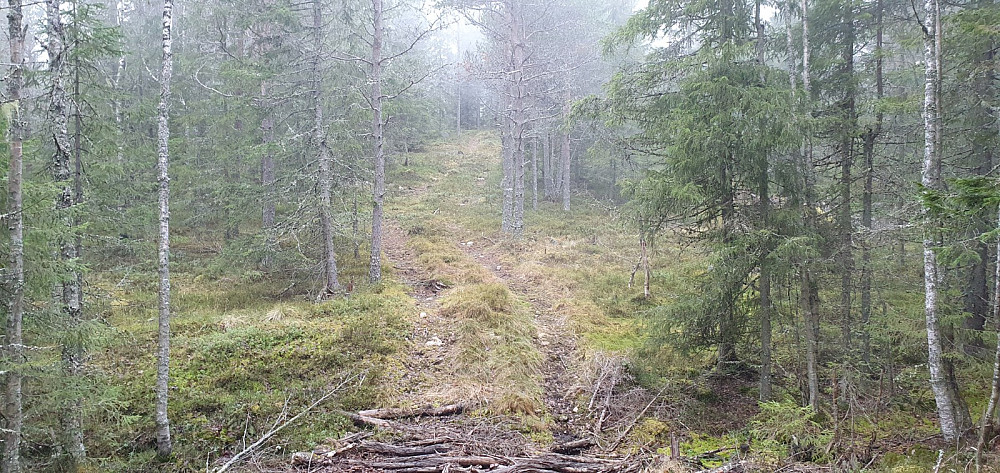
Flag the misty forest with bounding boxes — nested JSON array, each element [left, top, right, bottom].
[[4, 0, 1000, 471]]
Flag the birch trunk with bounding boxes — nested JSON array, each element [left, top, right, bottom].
[[155, 0, 174, 458], [47, 0, 86, 463], [922, 0, 972, 442], [313, 0, 340, 296], [3, 0, 26, 469], [975, 202, 1000, 469], [369, 0, 386, 283]]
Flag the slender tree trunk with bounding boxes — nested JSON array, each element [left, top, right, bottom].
[[532, 137, 538, 211], [155, 0, 174, 458], [560, 98, 571, 212], [543, 133, 553, 199], [922, 0, 972, 442], [3, 0, 26, 469], [501, 131, 515, 232], [754, 0, 773, 402], [312, 0, 340, 296], [963, 16, 996, 348], [369, 0, 386, 283], [718, 162, 738, 366], [456, 28, 461, 134], [261, 106, 276, 268], [47, 0, 86, 464], [501, 0, 526, 235], [860, 0, 883, 365], [975, 202, 1000, 470], [551, 133, 563, 195], [801, 0, 820, 412], [838, 0, 856, 354]]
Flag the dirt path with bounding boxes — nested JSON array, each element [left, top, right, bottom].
[[450, 234, 587, 443], [289, 136, 655, 472]]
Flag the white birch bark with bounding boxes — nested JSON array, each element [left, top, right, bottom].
[[3, 0, 26, 469], [921, 0, 970, 442], [976, 202, 1000, 468], [369, 0, 386, 283], [155, 0, 174, 458]]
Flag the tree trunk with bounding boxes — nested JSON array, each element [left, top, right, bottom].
[[838, 0, 856, 354], [47, 0, 86, 464], [3, 0, 26, 469], [501, 131, 515, 232], [755, 0, 772, 402], [976, 203, 1000, 470], [963, 20, 996, 348], [155, 0, 174, 458], [532, 137, 538, 211], [369, 0, 386, 283], [543, 133, 553, 199], [800, 0, 819, 411], [560, 98, 571, 212], [922, 0, 972, 442], [803, 270, 820, 411], [313, 0, 340, 296], [860, 0, 883, 366], [501, 0, 526, 236]]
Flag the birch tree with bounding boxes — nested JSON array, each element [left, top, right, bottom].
[[155, 0, 175, 458], [3, 0, 26, 469], [369, 0, 386, 283], [920, 0, 972, 442]]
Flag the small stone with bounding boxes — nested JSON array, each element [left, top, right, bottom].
[[540, 340, 550, 347], [426, 337, 444, 347], [496, 265, 502, 271], [419, 312, 428, 318]]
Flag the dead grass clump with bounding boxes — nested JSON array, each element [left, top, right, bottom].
[[440, 283, 543, 415], [440, 282, 514, 323]]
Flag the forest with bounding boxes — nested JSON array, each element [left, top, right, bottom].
[[2, 0, 1000, 471]]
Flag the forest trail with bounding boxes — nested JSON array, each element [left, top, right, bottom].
[[292, 132, 658, 471]]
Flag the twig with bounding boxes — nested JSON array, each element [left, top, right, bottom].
[[932, 449, 944, 473], [606, 384, 667, 452], [213, 372, 359, 473]]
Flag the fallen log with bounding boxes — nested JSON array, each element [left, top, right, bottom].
[[358, 403, 467, 420], [355, 455, 501, 469], [359, 440, 451, 457], [704, 460, 748, 473], [551, 438, 595, 454]]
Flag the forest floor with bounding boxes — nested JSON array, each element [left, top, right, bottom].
[[88, 132, 994, 473], [280, 132, 748, 472]]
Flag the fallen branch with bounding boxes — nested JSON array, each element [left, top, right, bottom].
[[551, 437, 595, 454], [358, 403, 466, 420], [704, 460, 748, 473], [605, 384, 667, 452], [214, 372, 360, 473]]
